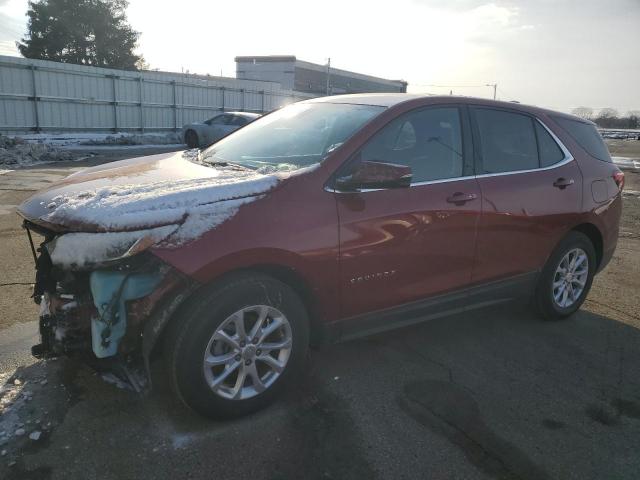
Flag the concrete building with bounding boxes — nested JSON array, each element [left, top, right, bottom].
[[235, 55, 407, 96]]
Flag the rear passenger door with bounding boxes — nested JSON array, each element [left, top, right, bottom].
[[470, 107, 582, 286]]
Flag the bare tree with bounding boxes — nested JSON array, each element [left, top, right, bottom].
[[598, 108, 619, 119], [571, 106, 594, 120]]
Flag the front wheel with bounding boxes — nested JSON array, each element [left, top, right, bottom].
[[534, 231, 596, 320], [164, 273, 309, 418], [184, 129, 199, 148]]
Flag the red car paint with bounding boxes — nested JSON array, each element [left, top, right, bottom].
[[149, 95, 621, 327], [20, 94, 622, 343]]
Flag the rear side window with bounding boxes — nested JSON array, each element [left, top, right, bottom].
[[553, 117, 611, 162], [535, 122, 565, 167], [474, 109, 538, 173]]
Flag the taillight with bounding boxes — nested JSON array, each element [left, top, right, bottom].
[[613, 171, 625, 191]]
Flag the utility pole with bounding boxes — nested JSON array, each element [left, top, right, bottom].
[[326, 57, 331, 95], [486, 83, 497, 100]]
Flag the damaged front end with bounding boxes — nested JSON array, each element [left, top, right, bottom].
[[25, 220, 196, 393]]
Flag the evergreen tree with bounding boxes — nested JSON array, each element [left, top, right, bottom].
[[18, 0, 144, 70]]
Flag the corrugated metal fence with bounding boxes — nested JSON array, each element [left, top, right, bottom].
[[0, 55, 314, 133]]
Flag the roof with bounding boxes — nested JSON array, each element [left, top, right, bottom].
[[304, 93, 582, 120], [235, 55, 297, 63], [225, 111, 261, 118], [305, 93, 427, 107]]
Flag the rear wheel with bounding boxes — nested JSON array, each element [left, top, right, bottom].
[[184, 129, 199, 148], [165, 273, 309, 418], [534, 231, 596, 320]]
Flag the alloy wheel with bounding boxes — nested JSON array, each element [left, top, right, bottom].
[[202, 305, 292, 400], [552, 248, 589, 308]]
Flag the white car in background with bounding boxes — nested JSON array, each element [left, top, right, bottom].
[[182, 111, 261, 148]]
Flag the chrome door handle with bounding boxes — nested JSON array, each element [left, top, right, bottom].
[[446, 192, 477, 205], [553, 177, 574, 189]]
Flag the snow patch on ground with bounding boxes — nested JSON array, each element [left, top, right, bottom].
[[15, 132, 182, 147], [0, 132, 184, 168], [79, 132, 182, 146], [0, 135, 75, 168], [612, 156, 640, 171]]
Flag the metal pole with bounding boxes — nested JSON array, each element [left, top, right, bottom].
[[111, 75, 118, 133], [221, 86, 225, 111], [172, 80, 177, 131], [29, 65, 40, 132], [326, 57, 331, 95], [486, 83, 497, 100], [139, 77, 145, 133], [241, 88, 245, 112], [260, 90, 265, 113]]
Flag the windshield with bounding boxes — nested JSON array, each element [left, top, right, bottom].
[[199, 103, 385, 171]]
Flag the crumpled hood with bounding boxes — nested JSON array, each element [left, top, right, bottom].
[[17, 150, 279, 233]]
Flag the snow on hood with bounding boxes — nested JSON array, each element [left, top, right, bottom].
[[48, 225, 178, 268], [44, 167, 280, 268], [43, 168, 277, 231]]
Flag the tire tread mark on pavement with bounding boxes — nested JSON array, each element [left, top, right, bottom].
[[275, 378, 378, 480], [398, 380, 552, 480]]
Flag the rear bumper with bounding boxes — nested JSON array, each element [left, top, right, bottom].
[[595, 193, 622, 274]]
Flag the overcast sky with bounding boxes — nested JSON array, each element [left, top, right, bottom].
[[1, 0, 638, 113]]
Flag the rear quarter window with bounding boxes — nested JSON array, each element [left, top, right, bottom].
[[553, 117, 612, 162], [535, 122, 565, 167]]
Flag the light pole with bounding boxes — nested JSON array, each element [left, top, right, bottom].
[[486, 83, 497, 100], [326, 57, 331, 95]]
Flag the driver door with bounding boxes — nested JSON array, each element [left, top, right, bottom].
[[335, 106, 481, 319]]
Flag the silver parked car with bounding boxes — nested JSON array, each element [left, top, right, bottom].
[[182, 112, 261, 148]]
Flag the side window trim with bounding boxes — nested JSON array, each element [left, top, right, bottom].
[[469, 105, 574, 179], [534, 118, 573, 165]]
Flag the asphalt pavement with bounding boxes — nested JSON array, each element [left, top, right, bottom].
[[0, 154, 639, 480]]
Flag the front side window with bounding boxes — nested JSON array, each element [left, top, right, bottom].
[[359, 107, 464, 183], [200, 103, 385, 171], [474, 108, 538, 173]]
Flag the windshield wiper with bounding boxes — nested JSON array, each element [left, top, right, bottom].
[[204, 160, 253, 171]]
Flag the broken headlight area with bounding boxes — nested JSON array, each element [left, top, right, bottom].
[[27, 223, 193, 393]]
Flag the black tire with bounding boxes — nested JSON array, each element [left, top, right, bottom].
[[184, 129, 199, 148], [164, 273, 309, 419], [534, 231, 596, 320]]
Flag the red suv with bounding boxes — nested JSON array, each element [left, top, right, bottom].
[[18, 94, 623, 418]]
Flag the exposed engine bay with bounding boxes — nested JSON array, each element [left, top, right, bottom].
[[24, 220, 195, 393]]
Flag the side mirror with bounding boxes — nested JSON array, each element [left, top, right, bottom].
[[335, 160, 412, 191]]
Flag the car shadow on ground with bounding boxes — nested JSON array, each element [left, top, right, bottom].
[[4, 303, 640, 479]]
